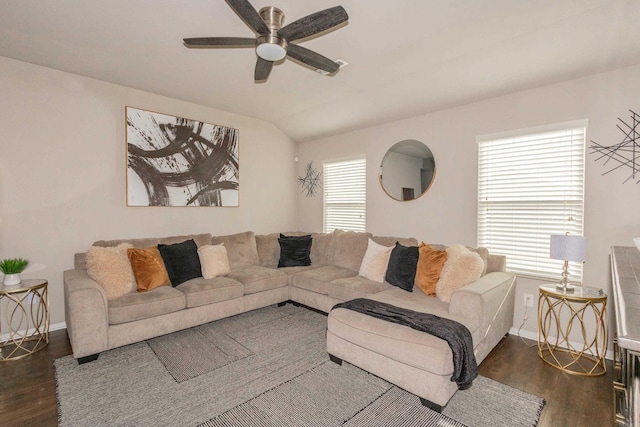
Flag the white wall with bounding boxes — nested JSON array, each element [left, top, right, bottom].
[[297, 62, 640, 345], [0, 57, 299, 326]]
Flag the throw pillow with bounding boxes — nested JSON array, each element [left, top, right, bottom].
[[86, 243, 136, 300], [278, 234, 312, 267], [358, 238, 393, 283], [157, 239, 202, 286], [384, 242, 419, 292], [436, 244, 484, 303], [127, 247, 171, 291], [415, 243, 448, 296], [198, 244, 231, 279]]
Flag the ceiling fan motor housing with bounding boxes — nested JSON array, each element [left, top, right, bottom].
[[256, 7, 287, 61]]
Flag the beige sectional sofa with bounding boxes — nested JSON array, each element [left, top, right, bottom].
[[63, 229, 515, 410]]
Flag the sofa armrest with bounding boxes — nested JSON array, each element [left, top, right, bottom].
[[448, 272, 516, 335], [63, 269, 109, 359]]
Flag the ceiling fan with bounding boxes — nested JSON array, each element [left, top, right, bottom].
[[183, 0, 348, 83]]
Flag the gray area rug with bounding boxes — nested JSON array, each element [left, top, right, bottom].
[[55, 305, 544, 427]]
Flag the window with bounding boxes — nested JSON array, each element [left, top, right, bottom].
[[323, 157, 366, 233], [477, 120, 586, 282]]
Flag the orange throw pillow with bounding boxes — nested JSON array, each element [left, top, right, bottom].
[[127, 247, 170, 291], [415, 243, 448, 296]]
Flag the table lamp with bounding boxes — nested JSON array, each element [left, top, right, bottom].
[[550, 234, 586, 292]]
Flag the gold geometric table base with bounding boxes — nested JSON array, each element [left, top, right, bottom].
[[537, 285, 607, 376], [0, 279, 49, 362]]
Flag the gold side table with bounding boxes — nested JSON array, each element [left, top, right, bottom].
[[537, 284, 607, 376], [0, 279, 49, 361]]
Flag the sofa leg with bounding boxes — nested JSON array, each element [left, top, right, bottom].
[[277, 301, 287, 307], [419, 397, 443, 413], [328, 354, 343, 366], [77, 353, 100, 364]]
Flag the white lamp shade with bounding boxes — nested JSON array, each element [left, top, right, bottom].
[[550, 234, 586, 262]]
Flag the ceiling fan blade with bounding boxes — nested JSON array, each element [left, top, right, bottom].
[[286, 44, 339, 74], [278, 6, 348, 42], [255, 57, 273, 82], [183, 37, 255, 48], [225, 0, 270, 35]]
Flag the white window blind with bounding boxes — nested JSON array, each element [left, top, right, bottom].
[[477, 121, 586, 282], [323, 157, 366, 233]]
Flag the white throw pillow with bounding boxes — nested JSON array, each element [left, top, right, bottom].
[[198, 244, 231, 279], [358, 238, 393, 283], [86, 243, 136, 300], [436, 244, 484, 303]]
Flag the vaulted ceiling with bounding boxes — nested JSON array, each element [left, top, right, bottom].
[[2, 0, 640, 142]]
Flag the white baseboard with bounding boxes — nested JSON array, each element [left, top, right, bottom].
[[1, 321, 66, 342], [508, 327, 613, 361]]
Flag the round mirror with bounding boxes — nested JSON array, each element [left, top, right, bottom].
[[379, 140, 436, 201]]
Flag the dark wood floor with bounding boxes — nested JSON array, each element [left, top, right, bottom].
[[0, 329, 613, 427]]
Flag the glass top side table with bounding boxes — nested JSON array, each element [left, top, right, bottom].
[[537, 284, 607, 376], [0, 279, 50, 361]]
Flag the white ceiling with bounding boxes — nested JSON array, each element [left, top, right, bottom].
[[2, 0, 640, 142]]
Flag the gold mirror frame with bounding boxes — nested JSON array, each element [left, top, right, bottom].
[[379, 139, 436, 201]]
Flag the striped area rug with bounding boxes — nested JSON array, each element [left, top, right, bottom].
[[55, 304, 544, 427]]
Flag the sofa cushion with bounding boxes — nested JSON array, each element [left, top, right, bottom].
[[358, 238, 393, 283], [159, 233, 212, 248], [211, 231, 260, 268], [197, 244, 231, 279], [310, 232, 333, 266], [329, 230, 372, 271], [177, 276, 244, 308], [85, 243, 136, 300], [127, 246, 171, 291], [92, 233, 212, 249], [415, 243, 448, 296], [436, 244, 484, 303], [278, 234, 312, 267], [256, 233, 280, 267], [372, 236, 419, 248], [225, 265, 288, 295], [327, 275, 393, 301], [256, 232, 309, 268], [385, 242, 419, 292], [291, 265, 358, 295], [108, 286, 186, 325], [158, 239, 202, 287]]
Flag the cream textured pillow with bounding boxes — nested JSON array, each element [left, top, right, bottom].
[[436, 244, 484, 303], [86, 243, 136, 300], [358, 238, 393, 283], [198, 244, 231, 279]]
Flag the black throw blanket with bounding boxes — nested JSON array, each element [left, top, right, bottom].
[[332, 298, 478, 389]]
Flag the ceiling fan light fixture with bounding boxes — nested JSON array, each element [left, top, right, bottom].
[[256, 36, 287, 61]]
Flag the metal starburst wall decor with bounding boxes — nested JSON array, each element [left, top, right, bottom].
[[298, 162, 322, 197], [590, 109, 640, 184]]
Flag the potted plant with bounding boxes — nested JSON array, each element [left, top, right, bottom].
[[0, 258, 29, 286]]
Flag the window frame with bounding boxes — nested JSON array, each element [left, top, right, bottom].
[[323, 156, 366, 233], [476, 119, 587, 283]]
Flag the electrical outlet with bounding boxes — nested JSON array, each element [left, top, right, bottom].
[[523, 293, 534, 307]]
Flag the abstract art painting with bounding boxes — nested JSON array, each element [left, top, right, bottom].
[[126, 107, 239, 206], [298, 161, 322, 197], [590, 109, 640, 184]]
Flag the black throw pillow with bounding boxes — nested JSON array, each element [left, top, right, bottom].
[[278, 234, 312, 267], [385, 242, 419, 292], [157, 239, 202, 286]]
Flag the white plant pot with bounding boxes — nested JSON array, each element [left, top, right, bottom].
[[3, 273, 21, 286]]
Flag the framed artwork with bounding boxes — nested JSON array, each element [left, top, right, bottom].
[[126, 107, 239, 206]]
